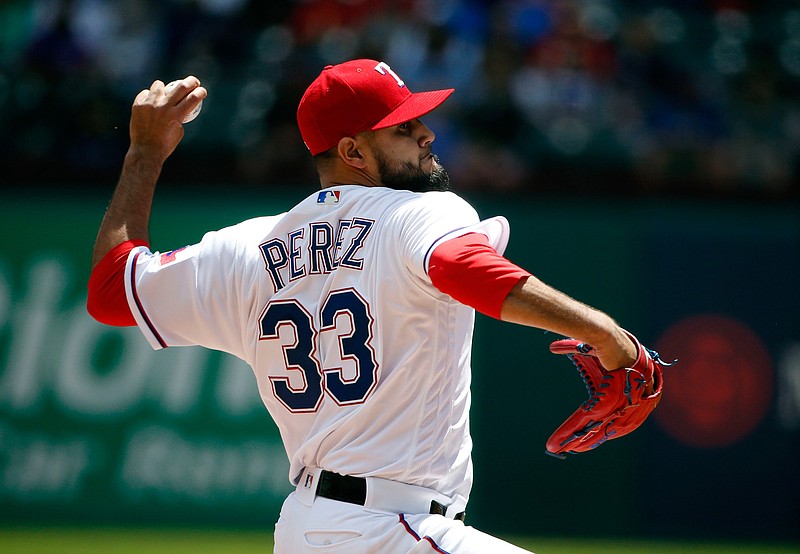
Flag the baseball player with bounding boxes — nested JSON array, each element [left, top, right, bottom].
[[88, 60, 642, 553]]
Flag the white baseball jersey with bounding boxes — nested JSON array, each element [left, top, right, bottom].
[[124, 185, 510, 501]]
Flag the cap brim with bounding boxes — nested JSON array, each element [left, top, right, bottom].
[[370, 88, 455, 131]]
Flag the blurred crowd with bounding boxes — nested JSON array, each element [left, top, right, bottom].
[[1, 0, 799, 197]]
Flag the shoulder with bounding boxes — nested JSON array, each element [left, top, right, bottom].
[[215, 213, 287, 236], [393, 191, 480, 228], [406, 190, 474, 208], [391, 190, 478, 219], [196, 213, 289, 256], [387, 191, 483, 254]]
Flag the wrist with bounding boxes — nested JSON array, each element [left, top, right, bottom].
[[590, 326, 638, 370], [125, 145, 168, 170], [121, 147, 167, 192]]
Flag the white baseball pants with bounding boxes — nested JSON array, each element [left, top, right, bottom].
[[273, 468, 534, 553]]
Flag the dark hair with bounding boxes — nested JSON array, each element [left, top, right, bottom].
[[312, 146, 338, 173]]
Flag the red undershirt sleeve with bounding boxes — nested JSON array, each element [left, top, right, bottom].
[[428, 232, 531, 319], [87, 239, 150, 326]]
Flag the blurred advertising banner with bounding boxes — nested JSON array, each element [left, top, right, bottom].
[[0, 263, 291, 525]]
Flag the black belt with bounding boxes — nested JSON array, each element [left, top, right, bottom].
[[316, 470, 466, 522]]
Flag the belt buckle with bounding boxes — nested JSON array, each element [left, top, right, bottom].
[[429, 500, 466, 522], [429, 500, 447, 516], [296, 467, 322, 507]]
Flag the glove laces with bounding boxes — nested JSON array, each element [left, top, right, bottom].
[[568, 345, 612, 411], [646, 347, 678, 367], [572, 343, 676, 410]]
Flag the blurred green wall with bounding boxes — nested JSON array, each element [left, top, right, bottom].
[[0, 188, 797, 542]]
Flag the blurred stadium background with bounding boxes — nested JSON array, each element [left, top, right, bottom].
[[1, 0, 799, 551], [2, 0, 800, 196]]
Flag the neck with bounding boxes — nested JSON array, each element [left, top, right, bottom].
[[319, 165, 380, 189]]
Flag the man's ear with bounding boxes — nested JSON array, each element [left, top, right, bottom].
[[337, 137, 368, 169]]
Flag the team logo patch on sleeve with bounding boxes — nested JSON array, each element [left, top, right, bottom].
[[317, 190, 341, 204], [159, 246, 189, 265]]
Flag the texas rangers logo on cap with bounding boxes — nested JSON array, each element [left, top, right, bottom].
[[297, 59, 454, 156], [317, 190, 341, 204]]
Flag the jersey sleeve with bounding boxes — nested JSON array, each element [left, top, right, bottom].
[[428, 233, 531, 319], [87, 239, 150, 326], [395, 191, 511, 281], [124, 218, 273, 357]]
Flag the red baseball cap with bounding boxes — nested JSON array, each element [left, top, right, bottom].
[[297, 59, 454, 156]]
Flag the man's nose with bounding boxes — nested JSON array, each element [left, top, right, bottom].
[[415, 119, 435, 147]]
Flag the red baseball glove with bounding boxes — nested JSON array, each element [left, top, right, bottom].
[[545, 332, 674, 459]]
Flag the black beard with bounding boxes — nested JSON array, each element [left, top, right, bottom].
[[427, 158, 451, 192], [377, 153, 450, 192]]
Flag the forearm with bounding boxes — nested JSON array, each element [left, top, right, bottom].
[[91, 76, 206, 268], [427, 233, 636, 368], [500, 276, 636, 369], [91, 148, 162, 267]]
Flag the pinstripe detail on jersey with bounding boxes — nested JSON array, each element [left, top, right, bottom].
[[428, 233, 530, 320], [422, 226, 470, 275], [129, 251, 167, 348], [398, 514, 452, 554], [422, 215, 512, 276]]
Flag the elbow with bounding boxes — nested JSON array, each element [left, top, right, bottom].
[[86, 241, 142, 327], [86, 278, 137, 327]]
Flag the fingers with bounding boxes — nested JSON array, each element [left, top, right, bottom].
[[132, 76, 206, 126], [134, 87, 151, 105], [128, 77, 204, 159], [163, 77, 207, 123], [172, 75, 200, 89], [183, 85, 208, 107], [137, 76, 204, 104], [163, 76, 203, 104]]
